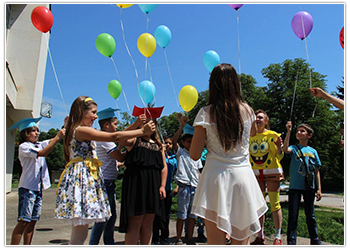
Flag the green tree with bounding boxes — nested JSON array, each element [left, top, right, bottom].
[[261, 58, 343, 190]]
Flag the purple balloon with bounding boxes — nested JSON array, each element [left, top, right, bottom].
[[228, 4, 243, 11], [291, 11, 314, 40]]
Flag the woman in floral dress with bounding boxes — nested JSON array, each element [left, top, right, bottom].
[[54, 96, 155, 245]]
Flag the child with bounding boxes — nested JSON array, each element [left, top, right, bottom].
[[189, 63, 268, 245], [283, 121, 322, 245], [88, 107, 126, 245], [54, 96, 155, 245], [172, 114, 203, 245], [118, 106, 167, 245], [152, 136, 177, 245], [9, 117, 66, 245], [249, 109, 284, 245]]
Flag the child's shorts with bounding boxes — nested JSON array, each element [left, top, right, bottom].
[[176, 183, 197, 220], [17, 187, 42, 222]]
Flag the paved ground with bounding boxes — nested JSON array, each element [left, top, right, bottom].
[[6, 188, 342, 245]]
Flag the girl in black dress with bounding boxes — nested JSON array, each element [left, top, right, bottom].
[[119, 106, 167, 245]]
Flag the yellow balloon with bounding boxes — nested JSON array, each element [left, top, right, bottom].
[[179, 85, 198, 112], [116, 4, 133, 8], [137, 33, 156, 58]]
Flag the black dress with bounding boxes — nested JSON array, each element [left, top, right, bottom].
[[119, 137, 165, 233]]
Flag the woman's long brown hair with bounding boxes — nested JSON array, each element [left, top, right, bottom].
[[63, 96, 97, 162], [209, 63, 250, 152]]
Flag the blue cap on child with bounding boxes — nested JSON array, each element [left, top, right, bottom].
[[183, 124, 194, 135], [8, 117, 42, 131], [97, 107, 120, 121]]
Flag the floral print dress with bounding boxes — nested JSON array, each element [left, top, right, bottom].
[[54, 126, 111, 226]]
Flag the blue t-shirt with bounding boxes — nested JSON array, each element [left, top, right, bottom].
[[288, 144, 321, 190], [165, 152, 177, 191]]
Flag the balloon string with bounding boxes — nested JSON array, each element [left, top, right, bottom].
[[45, 35, 68, 115], [115, 100, 121, 121], [300, 11, 315, 116], [236, 10, 241, 75], [110, 57, 131, 114], [289, 68, 299, 121], [163, 49, 180, 108], [120, 8, 140, 91]]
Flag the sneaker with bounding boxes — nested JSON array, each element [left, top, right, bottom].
[[175, 239, 183, 245], [226, 238, 231, 245], [273, 238, 282, 245], [251, 237, 265, 245], [197, 233, 207, 243], [186, 238, 196, 245]]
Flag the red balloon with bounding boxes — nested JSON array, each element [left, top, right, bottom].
[[31, 6, 53, 33], [339, 26, 344, 49]]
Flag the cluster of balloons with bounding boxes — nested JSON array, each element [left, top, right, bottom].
[[31, 5, 53, 33], [291, 11, 313, 40]]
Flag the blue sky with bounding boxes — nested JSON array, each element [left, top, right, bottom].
[[40, 3, 345, 131]]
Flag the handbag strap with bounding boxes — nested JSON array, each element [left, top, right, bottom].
[[295, 144, 310, 174]]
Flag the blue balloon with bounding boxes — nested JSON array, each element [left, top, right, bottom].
[[138, 4, 158, 14], [154, 25, 172, 48], [138, 80, 156, 104], [203, 50, 220, 72]]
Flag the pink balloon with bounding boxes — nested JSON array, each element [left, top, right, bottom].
[[228, 4, 243, 11], [291, 11, 314, 40]]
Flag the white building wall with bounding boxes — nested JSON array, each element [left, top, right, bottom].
[[6, 4, 50, 193]]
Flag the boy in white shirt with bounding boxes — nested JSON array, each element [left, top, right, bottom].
[[9, 117, 65, 245]]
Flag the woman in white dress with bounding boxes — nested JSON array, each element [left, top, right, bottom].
[[189, 63, 268, 245]]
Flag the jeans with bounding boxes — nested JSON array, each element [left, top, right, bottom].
[[18, 187, 42, 222], [89, 180, 117, 245], [287, 189, 321, 245]]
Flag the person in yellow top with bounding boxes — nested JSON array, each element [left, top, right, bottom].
[[249, 109, 284, 245]]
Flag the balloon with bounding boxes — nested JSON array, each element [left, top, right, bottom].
[[154, 25, 172, 48], [203, 50, 220, 72], [116, 4, 133, 8], [96, 33, 116, 57], [108, 80, 122, 99], [291, 11, 314, 40], [138, 4, 158, 14], [137, 33, 156, 58], [31, 6, 53, 33], [179, 85, 198, 112], [138, 80, 156, 104], [339, 26, 344, 49], [228, 4, 243, 11]]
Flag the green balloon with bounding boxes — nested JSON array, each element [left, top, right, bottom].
[[108, 80, 122, 99], [96, 33, 116, 57]]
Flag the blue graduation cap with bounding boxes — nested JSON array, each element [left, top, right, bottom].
[[97, 107, 120, 121], [8, 117, 42, 131], [183, 124, 194, 135]]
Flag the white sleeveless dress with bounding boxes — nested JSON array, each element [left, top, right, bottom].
[[192, 105, 268, 240]]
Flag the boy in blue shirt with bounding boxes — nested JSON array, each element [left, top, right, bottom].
[[283, 121, 322, 245]]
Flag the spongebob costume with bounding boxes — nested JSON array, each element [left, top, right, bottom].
[[249, 130, 284, 212]]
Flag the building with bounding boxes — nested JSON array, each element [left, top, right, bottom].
[[6, 4, 50, 193]]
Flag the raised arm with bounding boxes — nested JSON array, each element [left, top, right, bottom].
[[172, 113, 188, 152], [283, 121, 293, 154], [76, 120, 155, 143], [38, 128, 66, 157], [310, 87, 344, 110]]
